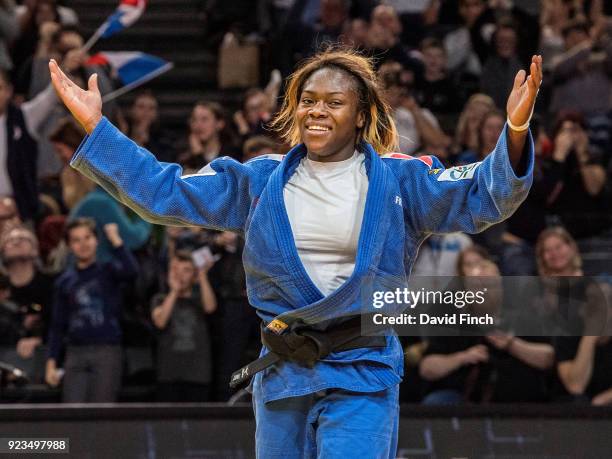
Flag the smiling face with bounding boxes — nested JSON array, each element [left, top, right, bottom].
[[190, 105, 224, 143], [296, 67, 365, 162]]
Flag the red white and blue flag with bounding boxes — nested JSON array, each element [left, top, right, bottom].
[[100, 0, 147, 38], [87, 51, 173, 102]]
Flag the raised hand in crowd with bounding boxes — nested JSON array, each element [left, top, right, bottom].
[[103, 223, 123, 248]]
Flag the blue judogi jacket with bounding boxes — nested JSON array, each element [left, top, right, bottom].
[[71, 117, 534, 403]]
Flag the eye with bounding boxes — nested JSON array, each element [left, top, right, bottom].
[[301, 98, 313, 105], [329, 100, 342, 106]]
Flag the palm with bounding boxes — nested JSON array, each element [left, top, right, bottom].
[[49, 59, 102, 133], [506, 55, 543, 127]]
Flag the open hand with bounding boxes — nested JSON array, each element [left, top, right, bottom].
[[506, 55, 543, 129], [49, 59, 102, 134]]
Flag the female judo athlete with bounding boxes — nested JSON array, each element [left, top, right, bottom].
[[49, 49, 542, 458]]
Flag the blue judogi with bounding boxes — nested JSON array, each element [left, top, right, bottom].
[[71, 117, 533, 458]]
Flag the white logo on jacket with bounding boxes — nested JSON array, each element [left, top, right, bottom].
[[437, 162, 481, 181]]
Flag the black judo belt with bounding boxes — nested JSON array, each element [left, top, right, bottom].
[[230, 315, 386, 389]]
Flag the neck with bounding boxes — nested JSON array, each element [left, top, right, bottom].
[[307, 142, 356, 163], [200, 136, 221, 156], [9, 265, 35, 287], [76, 258, 96, 269]]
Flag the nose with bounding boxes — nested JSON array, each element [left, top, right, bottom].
[[308, 101, 327, 118]]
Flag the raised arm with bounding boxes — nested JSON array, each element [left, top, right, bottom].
[[398, 56, 543, 236], [49, 60, 256, 232]]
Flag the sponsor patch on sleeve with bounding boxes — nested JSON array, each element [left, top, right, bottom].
[[436, 162, 481, 181]]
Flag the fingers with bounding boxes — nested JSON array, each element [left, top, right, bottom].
[[513, 69, 526, 90], [88, 73, 100, 95]]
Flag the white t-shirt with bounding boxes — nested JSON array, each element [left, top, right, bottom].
[[283, 151, 368, 296]]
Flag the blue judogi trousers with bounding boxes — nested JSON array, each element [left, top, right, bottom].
[[253, 384, 399, 458]]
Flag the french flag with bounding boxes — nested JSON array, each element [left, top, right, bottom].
[[87, 52, 173, 102], [100, 0, 147, 38]]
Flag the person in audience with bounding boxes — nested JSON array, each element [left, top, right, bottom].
[[0, 197, 20, 240], [122, 90, 174, 163], [151, 250, 217, 402], [49, 117, 95, 211], [549, 17, 612, 118], [532, 227, 612, 404], [242, 135, 281, 162], [456, 109, 505, 164], [69, 185, 152, 264], [178, 101, 239, 172], [419, 254, 554, 404], [45, 219, 138, 402], [415, 37, 463, 132], [0, 69, 59, 224], [453, 93, 496, 159], [480, 19, 523, 109], [547, 111, 610, 239], [379, 61, 449, 155], [0, 226, 53, 360], [151, 250, 216, 402], [0, 0, 18, 72]]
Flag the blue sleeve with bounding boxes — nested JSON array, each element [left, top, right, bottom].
[[399, 125, 534, 236], [47, 278, 69, 363], [70, 117, 256, 232], [107, 245, 139, 282]]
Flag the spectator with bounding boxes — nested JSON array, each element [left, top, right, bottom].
[[415, 37, 463, 131], [10, 0, 60, 79], [0, 69, 59, 223], [452, 93, 495, 158], [69, 185, 152, 264], [539, 0, 575, 70], [286, 0, 351, 64], [456, 109, 505, 164], [365, 5, 425, 73], [45, 219, 138, 402], [121, 90, 175, 163], [0, 1, 18, 71], [534, 227, 612, 404], [48, 117, 95, 211], [379, 61, 449, 155], [242, 135, 281, 162], [443, 0, 496, 81], [233, 88, 274, 139], [21, 25, 117, 179], [0, 226, 53, 360], [420, 257, 554, 404], [177, 101, 240, 173], [151, 250, 216, 402], [547, 111, 610, 239], [556, 334, 612, 405], [480, 20, 523, 109], [0, 197, 20, 240], [549, 17, 612, 117]]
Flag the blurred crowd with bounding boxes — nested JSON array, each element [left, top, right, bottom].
[[0, 0, 611, 405]]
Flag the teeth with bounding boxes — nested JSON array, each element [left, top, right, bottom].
[[307, 126, 330, 131]]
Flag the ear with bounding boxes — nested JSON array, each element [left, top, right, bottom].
[[356, 110, 365, 129]]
